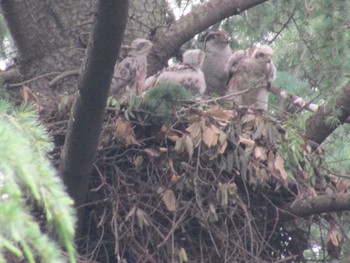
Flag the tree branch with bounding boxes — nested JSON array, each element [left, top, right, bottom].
[[148, 0, 269, 75], [59, 0, 129, 237], [305, 82, 350, 148], [269, 85, 319, 112], [280, 193, 350, 222]]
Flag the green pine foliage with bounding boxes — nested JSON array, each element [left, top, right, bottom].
[[0, 100, 76, 263], [125, 83, 193, 124]]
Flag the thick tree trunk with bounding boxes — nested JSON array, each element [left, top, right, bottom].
[[60, 0, 128, 238], [1, 0, 93, 114], [0, 0, 167, 115]]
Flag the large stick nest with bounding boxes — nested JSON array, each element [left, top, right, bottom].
[[51, 86, 341, 263]]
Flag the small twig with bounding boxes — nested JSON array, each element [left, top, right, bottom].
[[48, 69, 80, 87], [268, 11, 294, 45], [178, 87, 256, 113], [8, 71, 61, 88], [156, 203, 190, 249]]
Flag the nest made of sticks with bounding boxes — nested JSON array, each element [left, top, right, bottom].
[[48, 84, 343, 263]]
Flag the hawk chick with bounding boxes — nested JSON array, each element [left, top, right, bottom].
[[145, 49, 206, 95], [201, 30, 232, 96], [225, 45, 276, 110], [110, 39, 153, 99]]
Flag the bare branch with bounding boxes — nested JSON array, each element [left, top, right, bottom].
[[48, 70, 79, 87], [269, 85, 319, 112], [281, 193, 350, 221]]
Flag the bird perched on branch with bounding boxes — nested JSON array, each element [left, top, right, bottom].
[[144, 49, 206, 95], [201, 30, 232, 96], [110, 39, 153, 99], [225, 45, 276, 110]]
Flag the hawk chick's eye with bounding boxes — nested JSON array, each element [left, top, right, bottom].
[[137, 42, 146, 49], [257, 52, 265, 58], [214, 33, 220, 38]]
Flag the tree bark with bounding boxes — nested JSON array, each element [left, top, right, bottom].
[[305, 82, 350, 148], [148, 0, 268, 75], [280, 192, 350, 222], [59, 0, 128, 237], [0, 0, 94, 114], [0, 0, 168, 116], [124, 0, 167, 43]]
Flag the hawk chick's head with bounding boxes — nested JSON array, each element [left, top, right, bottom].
[[204, 30, 229, 51], [252, 45, 273, 64], [183, 49, 205, 69], [129, 39, 153, 56]]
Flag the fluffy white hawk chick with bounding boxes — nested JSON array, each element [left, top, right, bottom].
[[201, 30, 232, 96], [110, 39, 153, 99], [225, 45, 276, 110], [145, 49, 206, 95]]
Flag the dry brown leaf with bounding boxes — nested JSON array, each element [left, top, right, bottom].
[[125, 135, 140, 146], [209, 124, 221, 135], [205, 107, 230, 120], [186, 115, 201, 123], [175, 136, 185, 153], [218, 141, 227, 154], [254, 146, 267, 161], [218, 131, 227, 145], [21, 86, 42, 111], [336, 179, 349, 193], [274, 155, 288, 181], [22, 86, 31, 102], [327, 227, 342, 247], [167, 134, 180, 142], [136, 208, 149, 229], [267, 151, 275, 171], [202, 126, 218, 147], [227, 183, 237, 195], [133, 155, 143, 172], [125, 205, 136, 221], [115, 118, 140, 146], [238, 136, 255, 155], [238, 136, 255, 147], [208, 203, 218, 222], [186, 121, 202, 146], [259, 168, 269, 184], [170, 174, 179, 184], [184, 135, 194, 158], [308, 187, 318, 197], [178, 247, 188, 262], [144, 148, 159, 157], [158, 147, 167, 153], [217, 182, 228, 208], [162, 189, 176, 212], [241, 114, 256, 129]]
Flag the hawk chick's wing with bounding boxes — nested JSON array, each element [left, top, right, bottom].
[[145, 49, 206, 95]]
